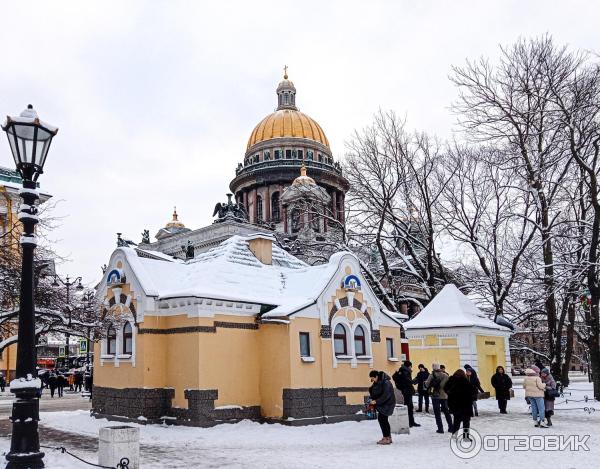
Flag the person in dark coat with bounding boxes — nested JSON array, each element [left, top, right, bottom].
[[414, 364, 430, 413], [369, 370, 397, 445], [445, 369, 474, 438], [392, 360, 420, 427], [47, 371, 58, 398], [534, 359, 544, 372], [56, 372, 66, 398], [0, 373, 6, 392], [74, 371, 84, 393], [491, 366, 512, 414], [464, 365, 484, 416], [541, 367, 557, 426]]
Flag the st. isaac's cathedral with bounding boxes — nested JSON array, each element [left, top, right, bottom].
[[137, 70, 349, 261]]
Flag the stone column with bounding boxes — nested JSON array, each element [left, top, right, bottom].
[[332, 191, 338, 221], [253, 188, 258, 224], [265, 186, 271, 223], [339, 192, 345, 224], [283, 206, 288, 233]]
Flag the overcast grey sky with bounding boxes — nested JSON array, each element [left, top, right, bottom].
[[0, 0, 598, 286]]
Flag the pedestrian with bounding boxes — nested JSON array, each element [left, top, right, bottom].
[[540, 367, 557, 426], [68, 371, 75, 391], [48, 371, 58, 398], [392, 360, 420, 427], [464, 364, 484, 416], [491, 366, 513, 414], [444, 369, 474, 439], [74, 371, 84, 393], [369, 370, 396, 445], [414, 364, 430, 413], [440, 365, 446, 373], [425, 363, 453, 434], [0, 372, 6, 392], [523, 365, 547, 427], [56, 372, 66, 398]]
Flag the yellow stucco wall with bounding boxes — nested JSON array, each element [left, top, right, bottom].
[[0, 343, 17, 379], [476, 335, 507, 396], [258, 323, 291, 418], [408, 346, 461, 373]]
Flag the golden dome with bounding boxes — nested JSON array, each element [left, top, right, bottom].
[[246, 109, 330, 150], [165, 207, 185, 229]]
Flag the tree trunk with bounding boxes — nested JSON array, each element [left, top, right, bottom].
[[560, 300, 576, 386], [589, 296, 600, 400]]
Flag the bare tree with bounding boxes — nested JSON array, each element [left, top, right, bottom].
[[343, 111, 451, 308], [439, 144, 537, 320]]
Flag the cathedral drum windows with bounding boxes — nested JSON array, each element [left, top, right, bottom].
[[271, 192, 280, 222]]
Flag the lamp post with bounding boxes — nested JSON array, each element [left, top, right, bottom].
[[52, 275, 83, 367], [2, 104, 58, 469]]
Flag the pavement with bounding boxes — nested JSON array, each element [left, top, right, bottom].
[[0, 389, 91, 418]]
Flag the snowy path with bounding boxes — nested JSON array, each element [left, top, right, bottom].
[[0, 381, 598, 468]]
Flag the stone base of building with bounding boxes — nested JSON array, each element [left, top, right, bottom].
[[92, 386, 369, 427]]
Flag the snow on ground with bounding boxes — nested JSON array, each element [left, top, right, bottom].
[[1, 380, 598, 468]]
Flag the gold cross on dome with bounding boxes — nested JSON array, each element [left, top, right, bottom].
[[283, 65, 288, 79]]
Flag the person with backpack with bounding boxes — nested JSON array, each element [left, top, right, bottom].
[[444, 369, 474, 439], [523, 365, 547, 427], [541, 367, 557, 426], [392, 360, 420, 427], [414, 364, 430, 413], [491, 366, 512, 414], [369, 370, 396, 445], [425, 363, 452, 433], [464, 364, 484, 416]]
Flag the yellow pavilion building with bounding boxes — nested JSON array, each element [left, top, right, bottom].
[[403, 284, 512, 395]]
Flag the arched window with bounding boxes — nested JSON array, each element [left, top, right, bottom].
[[107, 326, 116, 355], [284, 93, 289, 105], [334, 324, 348, 356], [271, 192, 280, 222], [354, 325, 366, 356], [122, 322, 133, 354], [256, 195, 263, 222]]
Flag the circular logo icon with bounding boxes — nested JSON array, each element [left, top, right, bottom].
[[449, 428, 482, 459]]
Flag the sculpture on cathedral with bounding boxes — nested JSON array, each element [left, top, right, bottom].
[[141, 229, 150, 244], [181, 240, 195, 260], [116, 232, 137, 247], [212, 193, 248, 223]]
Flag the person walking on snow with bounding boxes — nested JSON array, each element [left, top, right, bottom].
[[541, 367, 557, 426], [47, 371, 58, 398], [425, 363, 452, 433], [0, 372, 6, 392], [491, 366, 512, 414], [464, 364, 484, 416], [369, 370, 396, 445], [392, 360, 420, 427], [523, 365, 547, 427], [414, 364, 430, 413], [444, 369, 474, 439]]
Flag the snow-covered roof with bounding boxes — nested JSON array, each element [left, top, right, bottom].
[[403, 284, 510, 332], [113, 235, 347, 316]]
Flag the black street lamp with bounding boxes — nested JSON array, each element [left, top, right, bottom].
[[2, 104, 58, 469], [52, 275, 83, 366]]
